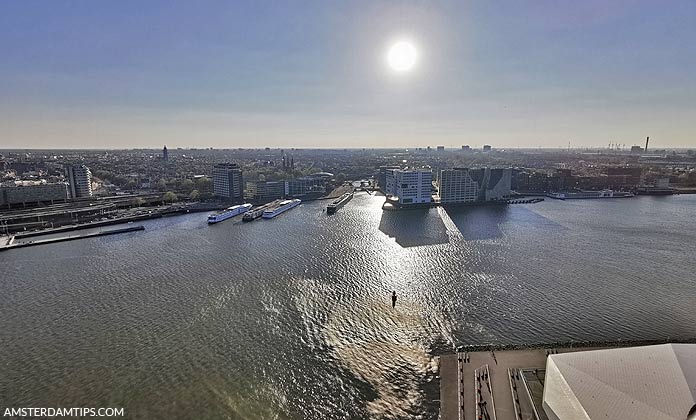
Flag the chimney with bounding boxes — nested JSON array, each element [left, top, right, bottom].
[[645, 136, 649, 153]]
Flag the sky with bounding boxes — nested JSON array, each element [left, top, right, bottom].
[[1, 0, 695, 149]]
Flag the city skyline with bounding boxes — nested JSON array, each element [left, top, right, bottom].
[[2, 1, 695, 149]]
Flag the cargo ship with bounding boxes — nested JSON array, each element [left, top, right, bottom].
[[547, 190, 634, 200], [207, 203, 252, 224], [326, 192, 353, 214], [262, 199, 301, 219]]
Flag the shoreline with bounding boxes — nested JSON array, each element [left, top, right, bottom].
[[448, 336, 696, 354]]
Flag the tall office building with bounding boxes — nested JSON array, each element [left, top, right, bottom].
[[385, 168, 432, 204], [213, 163, 244, 202], [438, 167, 512, 203], [162, 145, 169, 162], [438, 168, 480, 203], [66, 164, 93, 198]]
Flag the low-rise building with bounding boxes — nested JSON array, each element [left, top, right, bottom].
[[285, 177, 326, 197], [245, 181, 285, 202], [0, 182, 70, 207]]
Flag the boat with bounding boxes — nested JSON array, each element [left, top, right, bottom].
[[547, 190, 634, 200], [262, 199, 301, 219], [242, 208, 263, 222], [242, 199, 284, 221], [207, 203, 253, 224], [326, 192, 353, 214], [635, 186, 675, 196]]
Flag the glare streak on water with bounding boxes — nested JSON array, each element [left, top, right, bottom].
[[1, 194, 696, 419]]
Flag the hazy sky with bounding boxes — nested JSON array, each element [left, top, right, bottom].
[[1, 1, 695, 149]]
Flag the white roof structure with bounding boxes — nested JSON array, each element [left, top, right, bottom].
[[543, 344, 696, 420]]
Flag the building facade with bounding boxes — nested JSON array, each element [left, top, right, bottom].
[[438, 168, 480, 203], [385, 168, 433, 204], [245, 181, 285, 202], [378, 166, 401, 191], [438, 167, 512, 203], [285, 177, 326, 197], [213, 163, 244, 202], [0, 183, 70, 207], [66, 164, 93, 198]]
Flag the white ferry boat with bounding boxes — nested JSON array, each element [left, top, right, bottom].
[[262, 199, 301, 219], [207, 203, 253, 224], [547, 190, 634, 200]]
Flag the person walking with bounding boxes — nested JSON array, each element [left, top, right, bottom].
[[391, 291, 397, 308]]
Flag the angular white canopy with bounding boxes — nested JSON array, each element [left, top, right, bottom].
[[543, 344, 696, 420]]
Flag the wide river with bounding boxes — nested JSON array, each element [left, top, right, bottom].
[[2, 194, 695, 419]]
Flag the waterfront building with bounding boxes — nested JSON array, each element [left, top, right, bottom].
[[438, 168, 480, 203], [245, 180, 285, 202], [285, 177, 326, 197], [528, 172, 549, 192], [213, 163, 244, 202], [438, 168, 512, 203], [65, 164, 93, 198], [385, 168, 432, 204], [378, 166, 401, 191], [0, 182, 70, 207], [543, 344, 696, 420], [604, 166, 642, 188]]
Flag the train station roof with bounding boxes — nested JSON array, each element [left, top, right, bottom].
[[543, 344, 696, 420]]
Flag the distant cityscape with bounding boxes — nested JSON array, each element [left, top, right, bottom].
[[0, 141, 694, 240]]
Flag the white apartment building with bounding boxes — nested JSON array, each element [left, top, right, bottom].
[[385, 168, 432, 205]]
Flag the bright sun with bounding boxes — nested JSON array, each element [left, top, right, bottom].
[[387, 41, 417, 72]]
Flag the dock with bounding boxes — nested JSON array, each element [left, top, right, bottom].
[[0, 225, 145, 252], [325, 184, 355, 199], [506, 198, 544, 204]]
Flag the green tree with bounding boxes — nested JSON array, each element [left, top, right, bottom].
[[181, 179, 195, 192], [163, 191, 178, 202], [189, 190, 200, 200], [156, 179, 167, 191], [195, 177, 211, 192]]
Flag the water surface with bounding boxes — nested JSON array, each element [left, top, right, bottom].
[[2, 194, 695, 419]]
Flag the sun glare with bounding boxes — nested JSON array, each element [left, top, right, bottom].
[[387, 41, 417, 72]]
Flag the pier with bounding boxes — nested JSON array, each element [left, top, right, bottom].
[[0, 225, 145, 252], [506, 198, 544, 204]]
